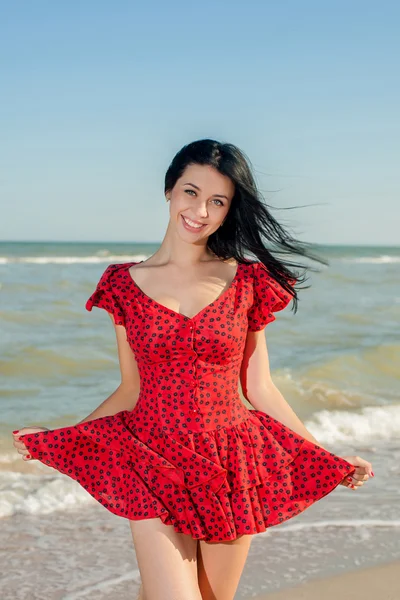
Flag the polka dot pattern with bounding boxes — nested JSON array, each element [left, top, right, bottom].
[[18, 260, 356, 541]]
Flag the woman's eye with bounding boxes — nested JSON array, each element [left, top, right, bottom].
[[185, 190, 223, 206]]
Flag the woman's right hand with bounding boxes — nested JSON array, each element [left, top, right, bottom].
[[12, 427, 50, 460]]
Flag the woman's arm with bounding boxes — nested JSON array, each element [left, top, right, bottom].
[[240, 329, 325, 449], [75, 314, 140, 425]]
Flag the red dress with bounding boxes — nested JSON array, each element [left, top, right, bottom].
[[19, 260, 355, 541]]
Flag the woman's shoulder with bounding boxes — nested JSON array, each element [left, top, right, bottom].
[[97, 261, 138, 284], [243, 260, 293, 284], [85, 262, 139, 307], [238, 259, 267, 279], [86, 262, 136, 325], [246, 261, 295, 330]]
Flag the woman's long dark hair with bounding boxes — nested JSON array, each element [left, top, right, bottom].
[[164, 138, 329, 314]]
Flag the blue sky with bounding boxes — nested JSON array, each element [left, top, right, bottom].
[[1, 1, 399, 245]]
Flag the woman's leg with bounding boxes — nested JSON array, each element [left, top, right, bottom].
[[129, 517, 202, 600], [197, 534, 254, 600]]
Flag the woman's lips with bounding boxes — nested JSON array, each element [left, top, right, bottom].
[[181, 215, 206, 232]]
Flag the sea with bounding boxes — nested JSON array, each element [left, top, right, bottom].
[[1, 241, 399, 599]]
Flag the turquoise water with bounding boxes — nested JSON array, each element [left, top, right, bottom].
[[0, 241, 399, 598]]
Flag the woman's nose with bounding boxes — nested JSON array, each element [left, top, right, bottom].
[[194, 203, 208, 219]]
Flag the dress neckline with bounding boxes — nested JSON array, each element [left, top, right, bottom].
[[125, 260, 242, 321]]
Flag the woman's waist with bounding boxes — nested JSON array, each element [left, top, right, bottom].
[[137, 372, 242, 394], [137, 384, 243, 404], [125, 397, 251, 435]]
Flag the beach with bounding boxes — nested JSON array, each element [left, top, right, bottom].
[[253, 560, 400, 600], [2, 499, 400, 599]]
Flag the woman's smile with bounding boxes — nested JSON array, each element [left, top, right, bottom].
[[181, 214, 207, 232]]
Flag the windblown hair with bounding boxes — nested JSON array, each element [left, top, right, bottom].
[[164, 138, 328, 314]]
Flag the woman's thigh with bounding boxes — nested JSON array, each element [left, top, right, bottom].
[[129, 517, 202, 600], [197, 534, 254, 600]]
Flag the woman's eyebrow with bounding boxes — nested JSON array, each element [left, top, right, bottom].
[[183, 182, 228, 199]]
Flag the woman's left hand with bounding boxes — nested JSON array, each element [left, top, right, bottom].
[[339, 455, 374, 490]]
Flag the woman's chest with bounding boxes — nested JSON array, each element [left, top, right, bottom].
[[121, 281, 253, 364]]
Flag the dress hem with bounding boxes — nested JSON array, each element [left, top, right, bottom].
[[18, 411, 356, 542]]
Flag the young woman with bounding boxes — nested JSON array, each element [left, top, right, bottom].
[[12, 139, 373, 600]]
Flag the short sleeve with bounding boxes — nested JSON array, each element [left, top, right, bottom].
[[85, 264, 126, 326], [247, 262, 295, 331]]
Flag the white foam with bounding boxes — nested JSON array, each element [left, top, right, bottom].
[[0, 254, 147, 265], [341, 255, 400, 264], [278, 518, 400, 532], [0, 452, 19, 464], [0, 471, 94, 518], [62, 569, 141, 599], [304, 404, 400, 445]]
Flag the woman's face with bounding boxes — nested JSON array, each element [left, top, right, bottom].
[[165, 164, 235, 241]]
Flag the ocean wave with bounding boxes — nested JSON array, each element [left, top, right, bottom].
[[276, 344, 400, 411], [340, 255, 400, 264], [278, 518, 400, 532], [0, 255, 147, 265], [0, 470, 94, 518], [305, 404, 400, 445], [0, 346, 114, 378]]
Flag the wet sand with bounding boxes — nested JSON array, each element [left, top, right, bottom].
[[252, 559, 400, 600]]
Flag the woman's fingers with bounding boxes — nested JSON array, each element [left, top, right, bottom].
[[352, 472, 370, 482], [341, 456, 374, 481], [13, 439, 31, 458], [349, 468, 369, 481], [12, 436, 26, 450], [13, 438, 26, 451], [348, 478, 364, 488], [350, 456, 374, 477], [11, 427, 47, 460], [345, 467, 371, 489], [12, 434, 28, 452]]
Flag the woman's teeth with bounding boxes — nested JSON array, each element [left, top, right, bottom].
[[182, 215, 205, 229]]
